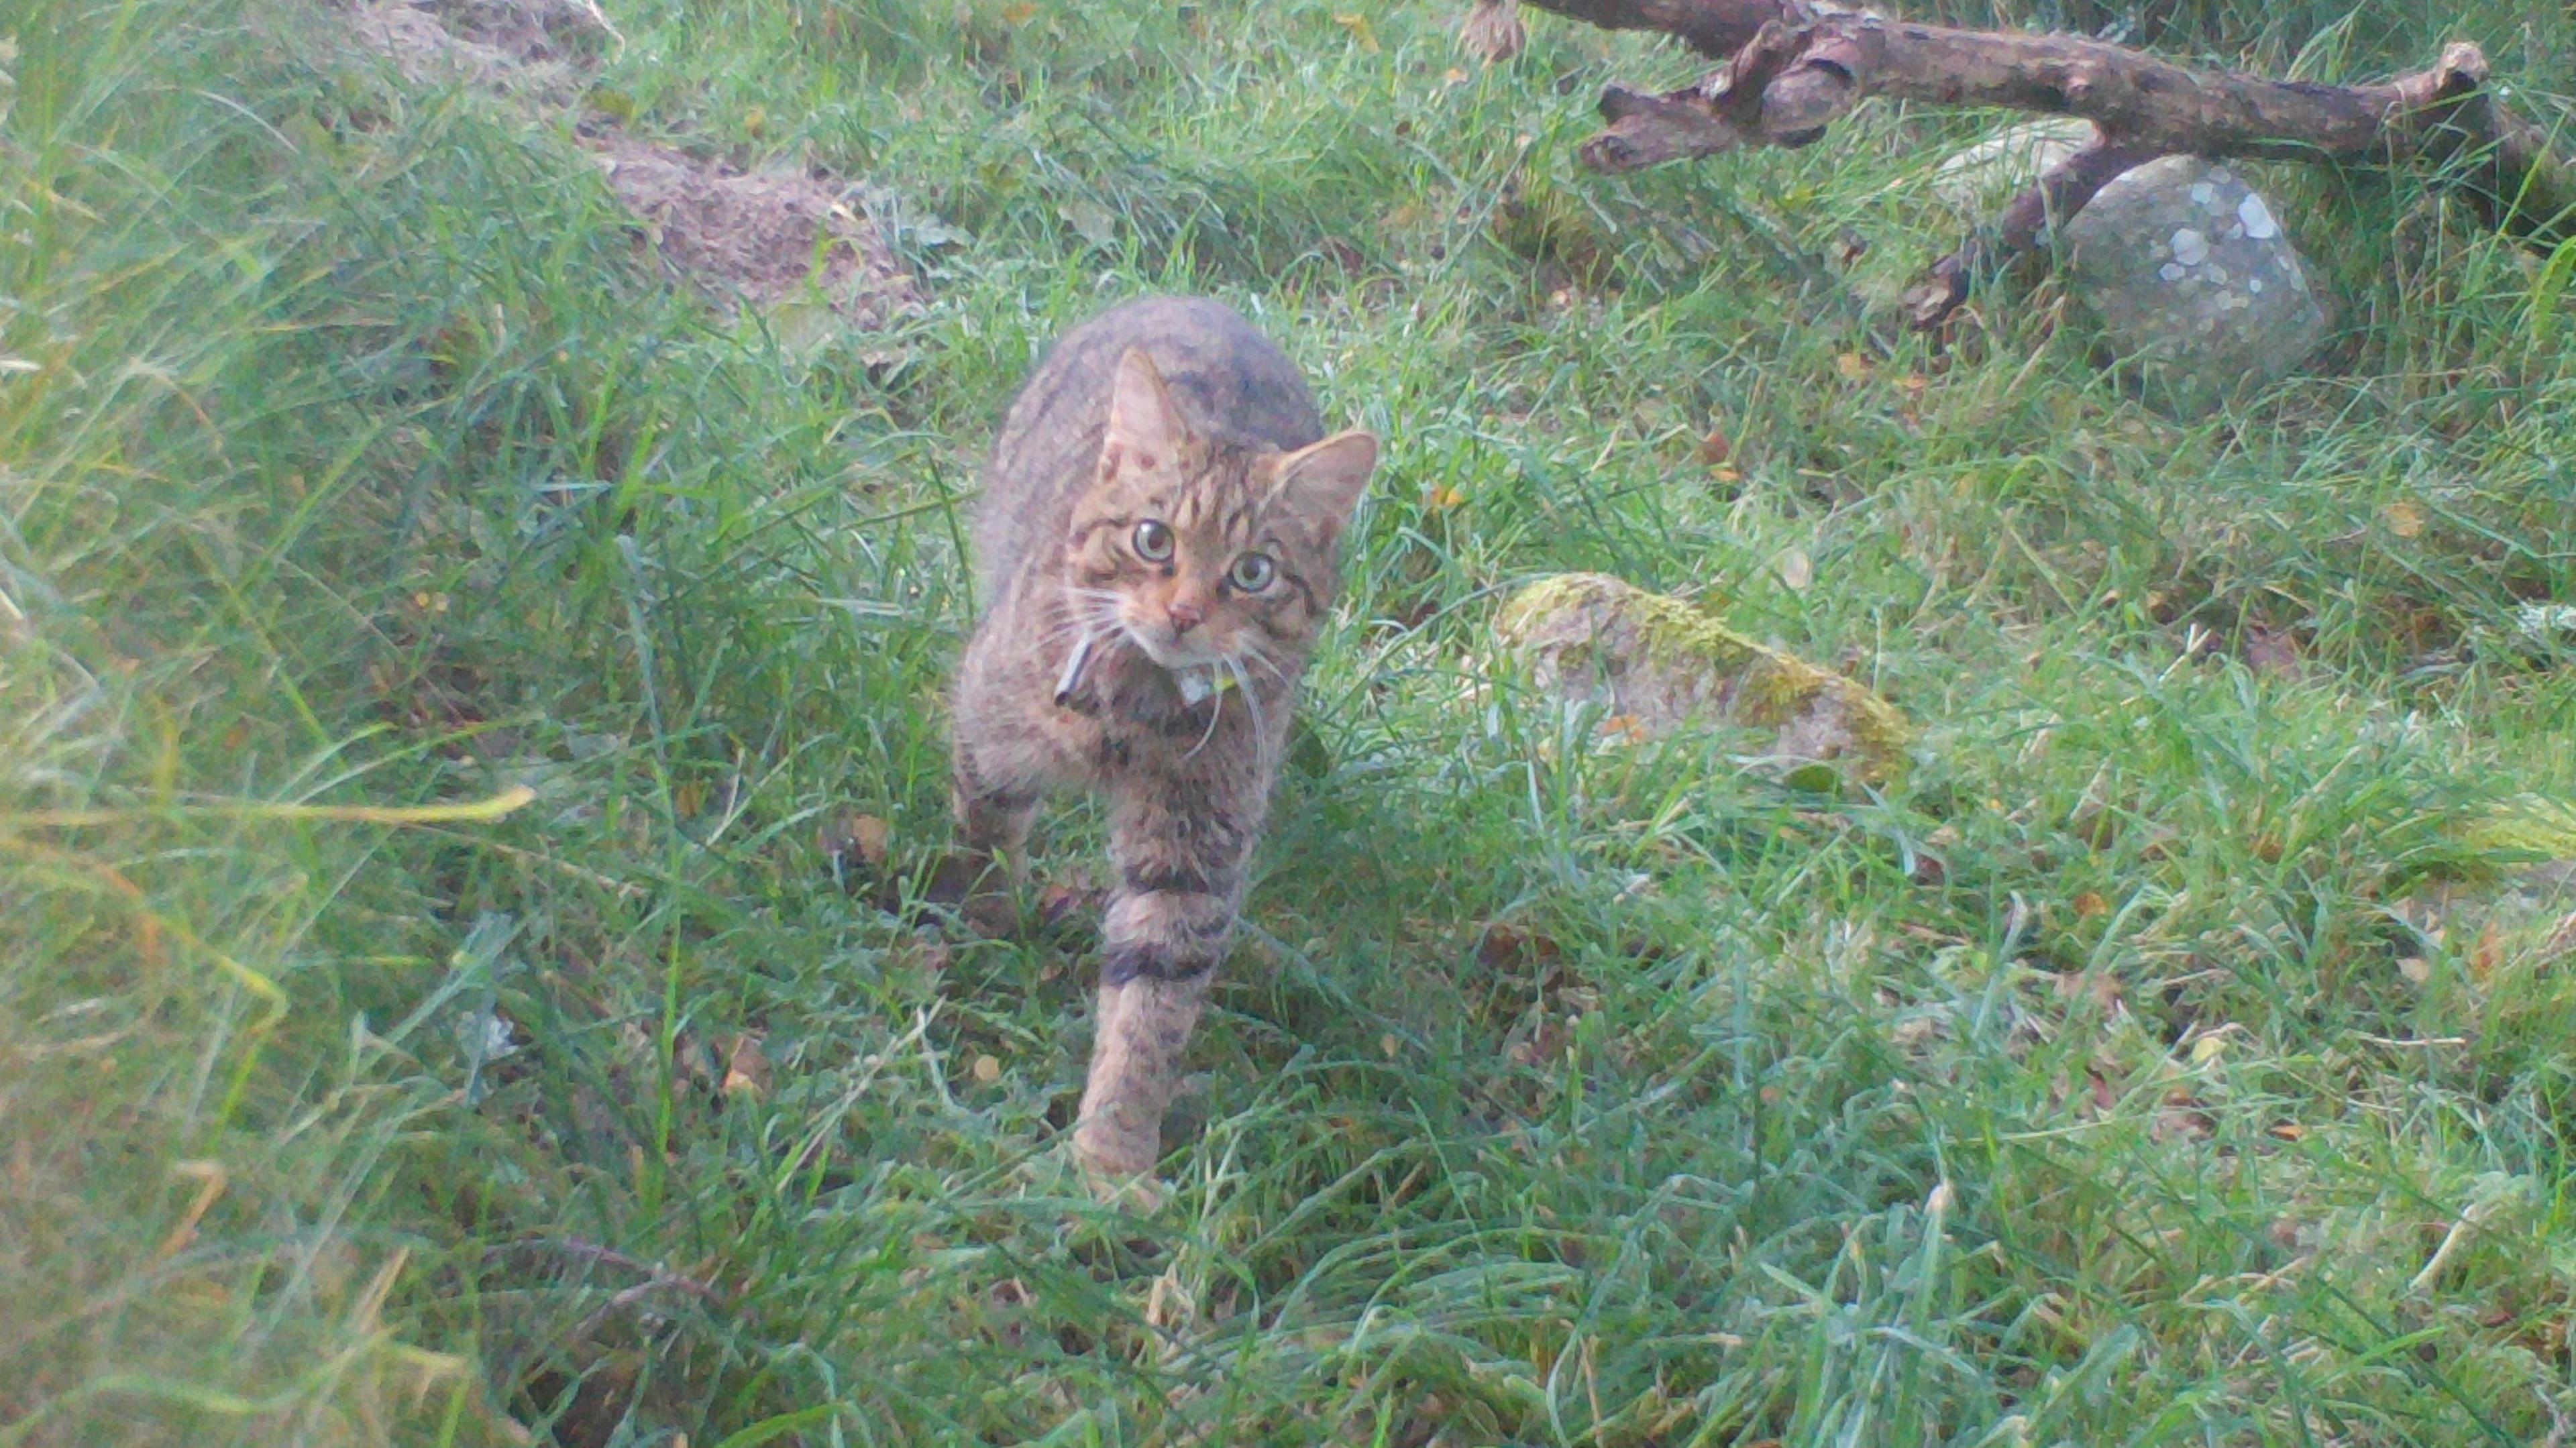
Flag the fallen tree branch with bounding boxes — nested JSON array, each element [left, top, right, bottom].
[[1502, 0, 2576, 329]]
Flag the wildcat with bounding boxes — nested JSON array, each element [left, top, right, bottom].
[[941, 295, 1378, 1188]]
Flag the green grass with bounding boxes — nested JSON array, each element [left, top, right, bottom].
[[5, 0, 2576, 1440]]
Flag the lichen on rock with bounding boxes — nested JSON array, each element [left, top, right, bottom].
[[2059, 155, 2330, 417], [1495, 572, 1912, 784]]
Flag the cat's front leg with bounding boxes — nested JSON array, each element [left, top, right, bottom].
[[1072, 776, 1261, 1182], [934, 631, 1050, 932]]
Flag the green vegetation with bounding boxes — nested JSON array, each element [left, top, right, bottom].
[[5, 0, 2575, 1440]]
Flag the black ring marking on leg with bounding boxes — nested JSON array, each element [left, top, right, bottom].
[[1101, 939, 1220, 987], [1120, 862, 1218, 897]]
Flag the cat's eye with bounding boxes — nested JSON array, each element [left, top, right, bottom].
[[1227, 552, 1276, 592], [1132, 520, 1174, 562]]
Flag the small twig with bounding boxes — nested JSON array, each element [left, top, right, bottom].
[[1903, 141, 2157, 333]]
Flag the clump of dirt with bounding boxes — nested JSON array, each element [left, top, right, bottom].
[[429, 0, 619, 64], [342, 0, 918, 331], [588, 135, 918, 329], [348, 1, 533, 90], [347, 0, 606, 95]]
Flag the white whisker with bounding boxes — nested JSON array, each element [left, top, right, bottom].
[[1182, 671, 1225, 759], [1240, 642, 1292, 685], [1228, 656, 1269, 754], [1036, 599, 1121, 647]]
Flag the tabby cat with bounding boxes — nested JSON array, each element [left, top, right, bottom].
[[943, 295, 1379, 1188]]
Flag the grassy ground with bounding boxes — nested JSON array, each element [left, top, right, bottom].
[[7, 0, 2576, 1440]]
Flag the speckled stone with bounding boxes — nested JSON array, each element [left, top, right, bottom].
[[1930, 117, 2099, 217], [2061, 155, 2330, 416]]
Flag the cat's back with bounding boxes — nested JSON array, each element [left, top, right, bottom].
[[975, 295, 1324, 596]]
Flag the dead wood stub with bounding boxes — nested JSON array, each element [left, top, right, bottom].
[[1510, 0, 2575, 330], [1900, 138, 2155, 329]]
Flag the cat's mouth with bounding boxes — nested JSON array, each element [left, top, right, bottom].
[[1126, 628, 1230, 673], [1052, 625, 1232, 708]]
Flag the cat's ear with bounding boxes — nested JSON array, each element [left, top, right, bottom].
[[1103, 348, 1188, 471], [1273, 431, 1379, 530]]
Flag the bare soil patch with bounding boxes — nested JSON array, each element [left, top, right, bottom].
[[344, 0, 919, 329]]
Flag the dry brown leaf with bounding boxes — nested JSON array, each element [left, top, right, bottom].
[[2242, 625, 2302, 677], [2054, 970, 2122, 1014], [1477, 922, 1564, 972], [722, 1033, 771, 1097], [2073, 891, 2108, 919], [1505, 1017, 1570, 1066], [1456, 0, 1524, 62], [2152, 1104, 2213, 1142], [2382, 500, 2426, 538], [2469, 920, 2504, 981], [819, 811, 891, 869], [1697, 425, 1733, 467], [971, 1054, 1002, 1084], [1038, 877, 1098, 929]]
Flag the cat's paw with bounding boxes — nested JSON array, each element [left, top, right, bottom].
[[1064, 1128, 1172, 1214], [1079, 1160, 1167, 1215], [1014, 1141, 1168, 1215]]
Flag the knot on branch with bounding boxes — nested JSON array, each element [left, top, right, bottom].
[[1587, 84, 1748, 169], [1574, 8, 1880, 172], [2432, 41, 2490, 97]]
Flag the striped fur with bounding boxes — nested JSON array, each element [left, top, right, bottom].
[[945, 295, 1377, 1184]]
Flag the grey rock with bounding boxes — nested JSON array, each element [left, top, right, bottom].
[[1931, 117, 2099, 217], [2061, 156, 2331, 416]]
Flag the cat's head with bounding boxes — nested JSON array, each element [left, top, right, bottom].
[[1065, 347, 1377, 677]]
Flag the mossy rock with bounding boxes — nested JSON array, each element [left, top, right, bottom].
[[1495, 572, 1912, 785]]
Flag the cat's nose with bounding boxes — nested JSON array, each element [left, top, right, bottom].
[[1167, 598, 1205, 633]]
